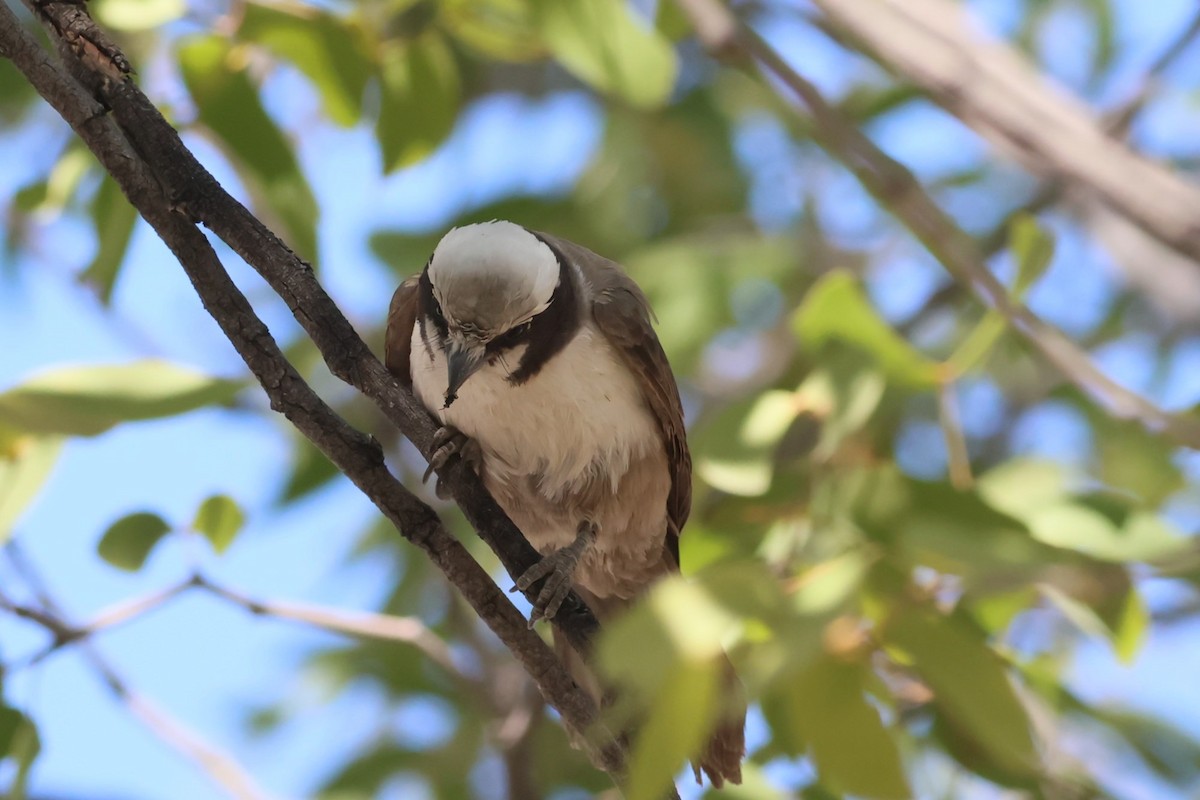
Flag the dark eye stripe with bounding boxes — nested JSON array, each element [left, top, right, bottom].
[[487, 320, 533, 354]]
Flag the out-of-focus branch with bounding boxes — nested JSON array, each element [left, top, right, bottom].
[[675, 0, 1200, 449], [1, 548, 268, 800], [810, 0, 1200, 267]]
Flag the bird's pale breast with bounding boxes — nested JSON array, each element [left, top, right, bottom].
[[410, 323, 672, 599]]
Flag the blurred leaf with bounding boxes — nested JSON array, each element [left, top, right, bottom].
[[377, 32, 461, 170], [782, 657, 910, 799], [439, 0, 542, 61], [238, 2, 373, 127], [81, 175, 138, 303], [0, 436, 61, 543], [0, 57, 36, 123], [1028, 503, 1186, 562], [1093, 707, 1200, 786], [977, 458, 1069, 518], [0, 705, 40, 799], [280, 436, 341, 502], [98, 511, 172, 571], [948, 215, 1054, 375], [886, 604, 1038, 781], [192, 494, 244, 553], [0, 360, 243, 437], [178, 35, 318, 261], [795, 271, 939, 387], [696, 392, 796, 496], [627, 659, 720, 800], [93, 0, 184, 31], [530, 0, 678, 108], [1040, 581, 1147, 663], [1091, 416, 1185, 506]]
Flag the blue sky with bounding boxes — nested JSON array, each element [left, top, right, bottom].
[[2, 0, 1200, 797]]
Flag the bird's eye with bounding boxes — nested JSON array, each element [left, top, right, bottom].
[[430, 298, 446, 325], [491, 320, 532, 351]]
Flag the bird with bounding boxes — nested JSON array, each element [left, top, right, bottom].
[[384, 220, 744, 786]]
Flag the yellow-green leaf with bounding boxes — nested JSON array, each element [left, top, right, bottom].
[[98, 512, 172, 571], [795, 270, 939, 387], [93, 0, 184, 31], [0, 360, 243, 437], [193, 494, 245, 553], [627, 660, 720, 800], [530, 0, 678, 108], [0, 436, 61, 543]]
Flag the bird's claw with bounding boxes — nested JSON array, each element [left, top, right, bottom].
[[423, 426, 481, 495], [515, 520, 597, 627]]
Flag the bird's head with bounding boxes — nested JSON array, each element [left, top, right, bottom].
[[421, 221, 561, 407]]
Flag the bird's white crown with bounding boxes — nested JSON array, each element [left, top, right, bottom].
[[427, 221, 559, 334]]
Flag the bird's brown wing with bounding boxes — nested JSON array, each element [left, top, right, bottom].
[[537, 233, 692, 565], [385, 276, 420, 388]]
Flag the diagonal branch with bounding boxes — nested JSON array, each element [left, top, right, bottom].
[[675, 0, 1200, 450], [810, 0, 1200, 267], [0, 1, 626, 782]]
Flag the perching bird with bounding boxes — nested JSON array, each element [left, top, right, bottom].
[[384, 220, 744, 786]]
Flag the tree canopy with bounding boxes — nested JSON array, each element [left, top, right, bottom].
[[2, 0, 1200, 798]]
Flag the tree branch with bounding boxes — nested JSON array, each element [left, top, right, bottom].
[[0, 549, 268, 800], [675, 0, 1200, 450], [810, 0, 1200, 267], [0, 1, 626, 782]]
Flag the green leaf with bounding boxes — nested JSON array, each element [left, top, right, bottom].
[[795, 270, 939, 387], [0, 436, 61, 543], [238, 2, 373, 127], [1040, 582, 1147, 663], [1091, 416, 1185, 506], [192, 494, 244, 553], [886, 605, 1039, 780], [81, 175, 138, 303], [947, 214, 1054, 375], [627, 659, 720, 800], [98, 513, 172, 568], [1027, 503, 1186, 562], [178, 36, 318, 261], [98, 512, 172, 571], [440, 0, 542, 61], [0, 360, 243, 437], [696, 390, 798, 496], [0, 705, 40, 798], [530, 0, 678, 108], [93, 0, 184, 31], [977, 458, 1069, 519], [783, 657, 910, 799], [1093, 707, 1200, 786], [377, 33, 461, 171]]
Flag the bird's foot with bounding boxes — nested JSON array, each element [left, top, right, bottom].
[[514, 520, 598, 627], [423, 425, 482, 499]]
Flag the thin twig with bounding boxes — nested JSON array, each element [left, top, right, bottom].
[[2, 548, 269, 800]]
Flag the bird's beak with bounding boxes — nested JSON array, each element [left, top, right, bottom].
[[444, 337, 485, 408]]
